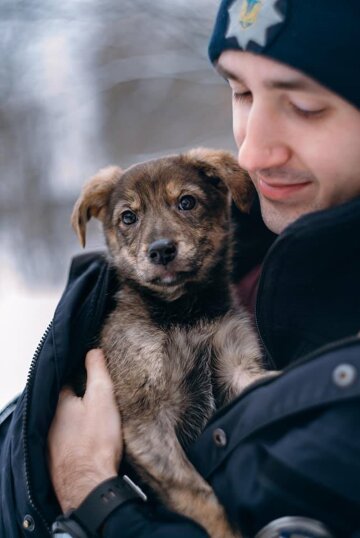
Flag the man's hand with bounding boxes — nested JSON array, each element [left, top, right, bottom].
[[48, 349, 123, 512]]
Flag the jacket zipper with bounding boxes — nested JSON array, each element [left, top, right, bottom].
[[22, 320, 54, 536]]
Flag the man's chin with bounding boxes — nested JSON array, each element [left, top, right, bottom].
[[259, 198, 308, 235]]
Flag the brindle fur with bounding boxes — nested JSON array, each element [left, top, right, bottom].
[[71, 148, 266, 538]]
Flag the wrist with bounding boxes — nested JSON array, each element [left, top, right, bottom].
[[59, 469, 118, 513], [52, 475, 147, 537]]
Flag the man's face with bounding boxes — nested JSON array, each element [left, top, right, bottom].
[[217, 51, 360, 234]]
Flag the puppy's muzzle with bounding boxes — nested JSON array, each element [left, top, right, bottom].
[[148, 239, 177, 266]]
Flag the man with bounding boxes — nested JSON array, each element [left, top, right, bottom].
[[1, 0, 360, 536]]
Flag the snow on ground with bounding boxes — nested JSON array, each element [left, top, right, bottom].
[[0, 260, 61, 409]]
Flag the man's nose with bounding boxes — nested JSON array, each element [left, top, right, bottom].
[[237, 104, 291, 173], [148, 239, 177, 266]]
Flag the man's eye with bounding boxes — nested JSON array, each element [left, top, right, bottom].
[[291, 103, 326, 118], [178, 195, 196, 211], [121, 210, 137, 225], [233, 91, 252, 103]]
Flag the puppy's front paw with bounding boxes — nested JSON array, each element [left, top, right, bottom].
[[229, 367, 281, 399]]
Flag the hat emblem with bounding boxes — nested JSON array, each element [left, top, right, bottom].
[[239, 0, 262, 29], [226, 0, 284, 49]]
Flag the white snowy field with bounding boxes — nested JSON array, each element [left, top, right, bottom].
[[0, 261, 61, 410]]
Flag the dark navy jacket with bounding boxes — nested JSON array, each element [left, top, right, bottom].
[[1, 197, 360, 537]]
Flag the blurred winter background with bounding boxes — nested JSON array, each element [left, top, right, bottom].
[[0, 0, 236, 408]]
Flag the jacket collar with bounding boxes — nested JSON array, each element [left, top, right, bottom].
[[257, 195, 360, 369]]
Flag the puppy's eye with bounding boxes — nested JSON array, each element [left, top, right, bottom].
[[121, 210, 137, 225], [178, 195, 196, 211]]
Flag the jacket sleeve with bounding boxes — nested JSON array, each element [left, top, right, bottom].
[[102, 400, 360, 538], [224, 401, 360, 535], [103, 342, 360, 538], [102, 500, 209, 538], [186, 341, 360, 538]]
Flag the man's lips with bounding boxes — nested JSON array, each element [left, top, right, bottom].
[[257, 177, 312, 201]]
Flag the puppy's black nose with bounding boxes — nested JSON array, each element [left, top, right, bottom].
[[148, 239, 177, 266]]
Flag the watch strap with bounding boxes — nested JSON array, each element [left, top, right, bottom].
[[66, 475, 146, 537], [52, 516, 89, 537]]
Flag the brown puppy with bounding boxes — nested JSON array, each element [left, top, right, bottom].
[[72, 148, 266, 538]]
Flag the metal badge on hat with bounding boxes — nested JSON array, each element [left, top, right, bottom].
[[226, 0, 285, 49]]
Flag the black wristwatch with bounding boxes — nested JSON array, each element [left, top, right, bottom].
[[51, 475, 147, 537]]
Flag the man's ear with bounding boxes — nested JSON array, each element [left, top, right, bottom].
[[71, 166, 123, 248], [185, 147, 254, 213]]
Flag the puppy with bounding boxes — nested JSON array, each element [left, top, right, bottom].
[[71, 148, 266, 538]]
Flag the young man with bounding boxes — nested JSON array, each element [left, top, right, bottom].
[[1, 1, 360, 537]]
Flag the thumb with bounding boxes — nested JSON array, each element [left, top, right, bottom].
[[84, 349, 113, 396]]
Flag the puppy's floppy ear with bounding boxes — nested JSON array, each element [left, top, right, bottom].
[[185, 147, 254, 213], [71, 166, 122, 247]]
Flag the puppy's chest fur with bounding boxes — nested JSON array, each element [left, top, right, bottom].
[[101, 283, 235, 449]]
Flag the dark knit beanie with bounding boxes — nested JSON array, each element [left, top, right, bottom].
[[208, 0, 360, 110]]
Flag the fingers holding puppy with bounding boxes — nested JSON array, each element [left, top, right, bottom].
[[48, 349, 123, 512]]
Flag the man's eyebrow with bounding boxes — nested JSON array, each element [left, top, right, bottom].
[[216, 63, 318, 92], [264, 78, 316, 91], [216, 64, 245, 84]]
